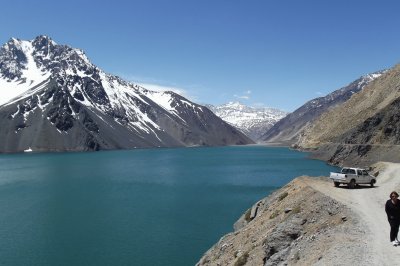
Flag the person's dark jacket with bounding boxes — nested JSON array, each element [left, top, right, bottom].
[[385, 199, 400, 221]]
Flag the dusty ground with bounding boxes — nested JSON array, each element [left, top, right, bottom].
[[197, 162, 400, 266], [305, 162, 400, 265]]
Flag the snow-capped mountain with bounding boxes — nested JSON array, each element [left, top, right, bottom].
[[206, 102, 288, 141], [0, 36, 253, 152]]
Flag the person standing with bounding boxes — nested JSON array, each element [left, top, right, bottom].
[[385, 191, 400, 246]]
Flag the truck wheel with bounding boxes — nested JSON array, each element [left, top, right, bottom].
[[334, 182, 340, 187], [349, 179, 356, 189], [370, 179, 376, 187]]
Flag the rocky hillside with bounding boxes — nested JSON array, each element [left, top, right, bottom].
[[197, 176, 364, 266], [206, 102, 287, 141], [0, 36, 253, 152], [262, 71, 385, 146], [296, 64, 400, 166]]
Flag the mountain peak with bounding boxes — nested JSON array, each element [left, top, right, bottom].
[[8, 37, 20, 43], [33, 35, 53, 41], [32, 35, 57, 49], [4, 37, 24, 50], [361, 69, 388, 82], [5, 36, 57, 49]]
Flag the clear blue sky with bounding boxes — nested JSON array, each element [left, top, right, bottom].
[[1, 0, 399, 111]]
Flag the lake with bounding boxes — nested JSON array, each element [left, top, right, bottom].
[[0, 146, 337, 266]]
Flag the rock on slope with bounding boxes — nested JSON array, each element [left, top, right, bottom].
[[296, 64, 400, 166], [0, 36, 253, 152], [262, 71, 385, 146], [206, 102, 287, 141], [197, 176, 365, 266]]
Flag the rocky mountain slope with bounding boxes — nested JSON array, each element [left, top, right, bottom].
[[206, 102, 287, 141], [198, 162, 400, 266], [197, 176, 364, 266], [0, 36, 253, 152], [262, 71, 386, 146], [296, 64, 400, 166]]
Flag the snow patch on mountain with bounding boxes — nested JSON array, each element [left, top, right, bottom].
[[0, 39, 51, 105]]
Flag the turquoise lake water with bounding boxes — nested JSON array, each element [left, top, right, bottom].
[[0, 146, 337, 266]]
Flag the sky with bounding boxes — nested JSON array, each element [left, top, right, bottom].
[[1, 0, 400, 112]]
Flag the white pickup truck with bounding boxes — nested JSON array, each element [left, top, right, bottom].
[[330, 167, 376, 188]]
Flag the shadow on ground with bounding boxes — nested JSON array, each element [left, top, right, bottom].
[[335, 185, 378, 190]]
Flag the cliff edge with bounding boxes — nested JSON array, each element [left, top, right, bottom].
[[197, 162, 400, 265]]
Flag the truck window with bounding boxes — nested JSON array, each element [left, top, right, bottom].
[[362, 170, 368, 175], [348, 169, 356, 174], [357, 170, 362, 175]]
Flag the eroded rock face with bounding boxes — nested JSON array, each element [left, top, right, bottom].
[[262, 70, 386, 146], [0, 36, 253, 152], [323, 97, 400, 166], [197, 177, 362, 266]]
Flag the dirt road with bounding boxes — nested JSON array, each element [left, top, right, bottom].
[[306, 162, 400, 265]]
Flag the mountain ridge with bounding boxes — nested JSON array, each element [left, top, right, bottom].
[[0, 35, 253, 152], [262, 70, 386, 146], [294, 63, 400, 165]]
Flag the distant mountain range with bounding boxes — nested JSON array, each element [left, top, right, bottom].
[[206, 102, 287, 141], [262, 70, 386, 146], [0, 36, 253, 152]]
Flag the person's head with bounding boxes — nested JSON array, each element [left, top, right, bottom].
[[390, 191, 399, 201]]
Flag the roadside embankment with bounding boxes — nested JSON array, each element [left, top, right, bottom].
[[197, 176, 367, 266], [197, 162, 400, 265]]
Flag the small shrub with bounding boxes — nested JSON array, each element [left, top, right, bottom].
[[278, 192, 288, 201], [270, 210, 280, 219], [244, 208, 252, 222], [234, 252, 249, 266], [293, 205, 301, 214]]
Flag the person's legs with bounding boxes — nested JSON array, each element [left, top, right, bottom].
[[395, 221, 400, 242], [389, 220, 400, 242]]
